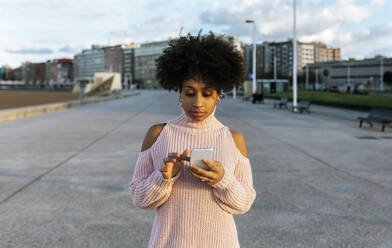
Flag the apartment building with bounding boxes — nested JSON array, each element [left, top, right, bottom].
[[244, 40, 341, 79], [75, 45, 105, 80], [134, 40, 169, 88]]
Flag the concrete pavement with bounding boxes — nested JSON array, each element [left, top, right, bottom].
[[0, 91, 140, 123], [0, 89, 391, 248]]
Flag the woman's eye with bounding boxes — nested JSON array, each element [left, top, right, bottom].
[[184, 92, 211, 97]]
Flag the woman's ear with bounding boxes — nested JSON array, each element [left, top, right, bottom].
[[217, 89, 223, 99]]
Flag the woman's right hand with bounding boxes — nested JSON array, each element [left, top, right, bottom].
[[161, 148, 190, 179]]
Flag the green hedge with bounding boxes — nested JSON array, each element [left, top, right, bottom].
[[264, 91, 392, 110]]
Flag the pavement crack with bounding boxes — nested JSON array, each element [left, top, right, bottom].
[[0, 94, 157, 206]]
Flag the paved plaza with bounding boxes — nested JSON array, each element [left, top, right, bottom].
[[0, 89, 391, 248]]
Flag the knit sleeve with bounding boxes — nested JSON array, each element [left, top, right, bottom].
[[211, 153, 256, 214], [129, 148, 181, 209]]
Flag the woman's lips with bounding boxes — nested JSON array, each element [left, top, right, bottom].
[[191, 111, 205, 117]]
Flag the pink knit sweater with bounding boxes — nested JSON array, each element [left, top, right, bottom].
[[129, 108, 256, 248]]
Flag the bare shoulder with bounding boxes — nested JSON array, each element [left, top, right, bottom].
[[230, 129, 249, 158], [141, 123, 166, 152]]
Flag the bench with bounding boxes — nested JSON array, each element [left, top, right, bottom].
[[358, 108, 392, 132], [297, 100, 311, 114], [273, 98, 288, 109]]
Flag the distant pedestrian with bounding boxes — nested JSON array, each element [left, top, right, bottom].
[[252, 93, 264, 104], [129, 32, 256, 248], [346, 84, 351, 93]]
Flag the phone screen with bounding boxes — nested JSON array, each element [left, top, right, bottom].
[[190, 148, 213, 170]]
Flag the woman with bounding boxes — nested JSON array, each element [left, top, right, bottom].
[[129, 32, 256, 248]]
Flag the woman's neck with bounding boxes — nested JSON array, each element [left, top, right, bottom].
[[170, 107, 223, 130]]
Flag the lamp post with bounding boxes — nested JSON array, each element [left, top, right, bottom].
[[292, 0, 298, 111], [246, 19, 256, 94], [380, 57, 384, 92], [274, 54, 277, 81], [306, 64, 309, 90]]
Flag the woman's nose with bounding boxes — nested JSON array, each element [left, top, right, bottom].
[[192, 95, 203, 107]]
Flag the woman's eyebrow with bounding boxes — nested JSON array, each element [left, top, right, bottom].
[[183, 86, 212, 90]]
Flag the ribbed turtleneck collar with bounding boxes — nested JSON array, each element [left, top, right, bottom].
[[169, 107, 224, 130]]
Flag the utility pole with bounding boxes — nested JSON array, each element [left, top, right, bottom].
[[306, 64, 309, 90], [274, 55, 277, 81], [380, 57, 384, 92], [246, 20, 257, 94], [292, 0, 298, 111]]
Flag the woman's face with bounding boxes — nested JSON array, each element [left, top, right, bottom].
[[180, 79, 221, 122]]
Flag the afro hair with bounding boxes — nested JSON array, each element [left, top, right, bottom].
[[156, 31, 245, 93]]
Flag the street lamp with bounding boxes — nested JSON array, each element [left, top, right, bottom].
[[306, 64, 309, 90], [380, 56, 384, 92], [347, 61, 350, 86], [292, 0, 298, 111], [245, 19, 256, 94]]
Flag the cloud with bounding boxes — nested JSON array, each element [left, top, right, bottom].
[[198, 0, 389, 58], [351, 24, 392, 43], [5, 47, 53, 54], [109, 13, 198, 44], [200, 0, 376, 42], [59, 45, 85, 54], [366, 46, 392, 58]]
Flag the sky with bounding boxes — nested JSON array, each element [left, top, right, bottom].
[[1, 0, 391, 68]]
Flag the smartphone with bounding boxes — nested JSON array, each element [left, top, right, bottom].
[[190, 148, 214, 170]]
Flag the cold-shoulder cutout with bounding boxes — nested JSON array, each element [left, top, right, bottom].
[[141, 123, 167, 152], [230, 129, 249, 158]]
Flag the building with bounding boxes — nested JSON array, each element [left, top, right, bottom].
[[0, 67, 4, 80], [104, 45, 123, 74], [305, 57, 392, 89], [74, 43, 141, 86], [265, 40, 315, 77], [104, 43, 139, 85], [9, 67, 23, 81], [2, 66, 12, 80], [122, 43, 139, 85], [22, 62, 46, 84], [74, 45, 105, 81], [5, 66, 22, 81], [45, 61, 51, 83], [244, 40, 341, 80], [314, 43, 341, 62], [73, 55, 80, 81], [243, 43, 267, 80], [49, 58, 73, 83], [134, 40, 169, 88]]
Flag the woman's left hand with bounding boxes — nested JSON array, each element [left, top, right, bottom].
[[187, 159, 224, 185]]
